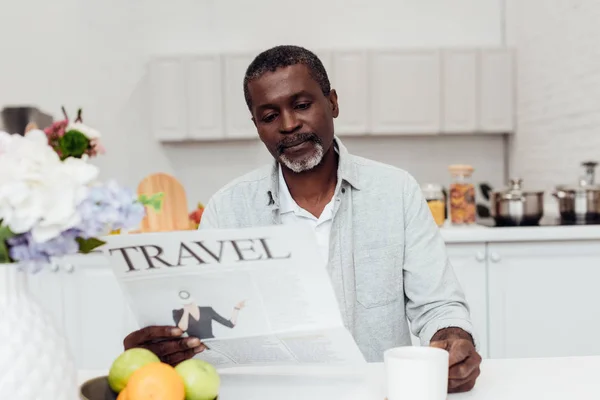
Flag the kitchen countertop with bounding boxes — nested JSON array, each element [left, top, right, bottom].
[[78, 355, 600, 399], [440, 219, 600, 243]]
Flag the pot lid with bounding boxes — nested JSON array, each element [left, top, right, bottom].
[[555, 183, 600, 192], [493, 178, 544, 200]]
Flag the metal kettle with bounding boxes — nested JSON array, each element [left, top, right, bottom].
[[0, 106, 53, 135]]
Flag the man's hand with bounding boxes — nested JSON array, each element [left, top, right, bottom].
[[430, 327, 481, 393], [123, 326, 206, 366]]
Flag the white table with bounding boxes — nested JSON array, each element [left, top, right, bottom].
[[79, 356, 600, 399]]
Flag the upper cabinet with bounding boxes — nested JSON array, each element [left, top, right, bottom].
[[441, 49, 478, 133], [149, 57, 188, 141], [148, 47, 516, 142], [478, 49, 515, 133], [370, 50, 441, 134], [331, 50, 369, 135], [223, 54, 256, 139], [186, 55, 224, 140]]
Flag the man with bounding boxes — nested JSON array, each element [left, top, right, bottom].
[[123, 45, 481, 393]]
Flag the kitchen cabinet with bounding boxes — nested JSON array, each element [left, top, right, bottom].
[[28, 261, 65, 333], [149, 48, 516, 142], [445, 243, 489, 358], [22, 235, 600, 368], [331, 51, 369, 135], [149, 56, 224, 141], [223, 53, 256, 139], [27, 255, 138, 370], [478, 49, 515, 132], [408, 243, 488, 357], [149, 57, 188, 141], [59, 254, 138, 370], [441, 50, 478, 133], [487, 240, 600, 359], [186, 55, 224, 140], [369, 50, 441, 134]]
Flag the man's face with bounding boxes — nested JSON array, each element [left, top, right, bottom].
[[248, 64, 339, 173]]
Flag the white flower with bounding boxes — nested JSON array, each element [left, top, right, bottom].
[[0, 131, 99, 242], [67, 122, 101, 139]]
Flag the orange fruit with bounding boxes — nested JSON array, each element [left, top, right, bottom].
[[126, 362, 185, 400], [116, 387, 128, 400]]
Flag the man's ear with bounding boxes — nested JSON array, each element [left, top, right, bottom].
[[329, 89, 339, 118]]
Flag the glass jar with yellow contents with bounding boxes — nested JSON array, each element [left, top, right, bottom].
[[421, 183, 446, 227], [448, 164, 476, 225]]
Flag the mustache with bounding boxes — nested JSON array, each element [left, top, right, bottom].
[[276, 133, 321, 154]]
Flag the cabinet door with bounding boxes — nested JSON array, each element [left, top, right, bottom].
[[487, 240, 600, 359], [186, 55, 224, 140], [28, 261, 65, 335], [446, 243, 489, 358], [370, 50, 441, 134], [478, 49, 515, 132], [441, 50, 478, 133], [223, 54, 256, 139], [60, 254, 137, 369], [331, 51, 369, 135], [149, 57, 187, 141]]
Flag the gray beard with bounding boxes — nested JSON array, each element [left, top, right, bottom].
[[279, 142, 325, 173]]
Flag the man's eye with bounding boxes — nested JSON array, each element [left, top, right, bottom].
[[262, 113, 278, 123], [295, 103, 311, 110]]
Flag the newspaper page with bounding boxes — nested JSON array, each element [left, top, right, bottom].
[[99, 224, 366, 368]]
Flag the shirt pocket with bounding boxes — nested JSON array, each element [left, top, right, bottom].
[[354, 244, 403, 309]]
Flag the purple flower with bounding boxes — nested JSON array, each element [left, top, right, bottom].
[[76, 180, 145, 237], [8, 229, 80, 272]]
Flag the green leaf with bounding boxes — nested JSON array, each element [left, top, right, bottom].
[[76, 237, 106, 254], [138, 192, 165, 212], [0, 224, 16, 264], [58, 130, 90, 159]]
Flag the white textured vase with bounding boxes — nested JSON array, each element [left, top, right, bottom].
[[0, 263, 78, 399]]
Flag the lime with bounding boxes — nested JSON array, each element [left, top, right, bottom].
[[108, 348, 160, 392]]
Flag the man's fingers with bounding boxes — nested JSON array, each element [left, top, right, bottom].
[[447, 339, 474, 366], [429, 340, 448, 350], [141, 337, 204, 357], [162, 346, 206, 366], [449, 351, 482, 380], [448, 365, 481, 390], [448, 370, 479, 393], [124, 326, 183, 349]]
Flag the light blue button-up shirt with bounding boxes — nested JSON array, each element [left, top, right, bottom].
[[199, 137, 474, 362]]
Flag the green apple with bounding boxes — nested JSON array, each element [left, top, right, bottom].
[[175, 359, 220, 400], [107, 348, 160, 392]]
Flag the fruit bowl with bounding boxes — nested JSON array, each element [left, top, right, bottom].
[[79, 376, 117, 400], [79, 375, 219, 400]]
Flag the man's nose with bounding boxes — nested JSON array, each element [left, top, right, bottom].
[[279, 110, 301, 134]]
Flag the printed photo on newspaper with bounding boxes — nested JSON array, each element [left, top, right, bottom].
[[99, 224, 366, 368]]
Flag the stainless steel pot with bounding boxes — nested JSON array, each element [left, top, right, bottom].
[[491, 178, 545, 226], [553, 184, 600, 223], [553, 161, 600, 223]]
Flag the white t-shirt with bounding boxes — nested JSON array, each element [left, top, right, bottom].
[[278, 165, 334, 266]]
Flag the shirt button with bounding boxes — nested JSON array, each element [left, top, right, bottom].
[[341, 188, 346, 194]]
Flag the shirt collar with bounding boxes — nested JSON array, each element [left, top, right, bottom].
[[267, 136, 362, 208]]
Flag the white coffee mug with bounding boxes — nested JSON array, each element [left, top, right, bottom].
[[384, 346, 449, 400]]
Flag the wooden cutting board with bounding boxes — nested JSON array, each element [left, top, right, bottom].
[[136, 172, 192, 232]]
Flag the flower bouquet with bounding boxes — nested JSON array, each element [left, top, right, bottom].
[[0, 111, 146, 399], [0, 108, 144, 269]]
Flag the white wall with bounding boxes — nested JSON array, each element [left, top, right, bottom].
[[1, 0, 505, 206], [506, 0, 600, 192]]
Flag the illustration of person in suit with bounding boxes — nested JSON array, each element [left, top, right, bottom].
[[172, 290, 246, 340]]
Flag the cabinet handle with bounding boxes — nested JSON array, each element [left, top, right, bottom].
[[49, 262, 60, 273], [490, 252, 501, 263], [475, 252, 485, 262], [63, 263, 75, 273]]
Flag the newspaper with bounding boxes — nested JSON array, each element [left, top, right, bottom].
[[99, 224, 366, 368]]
